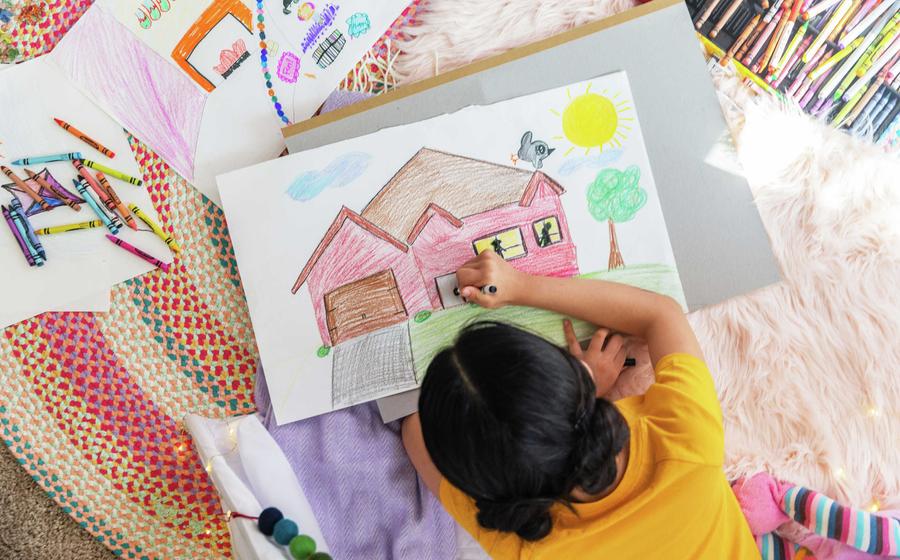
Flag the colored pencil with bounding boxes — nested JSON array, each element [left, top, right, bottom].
[[711, 0, 745, 37], [1, 165, 51, 212], [23, 168, 81, 212], [95, 171, 137, 230], [80, 160, 142, 186], [52, 118, 116, 158], [128, 204, 181, 253], [105, 234, 169, 273], [804, 0, 854, 62], [809, 36, 865, 80], [696, 0, 727, 29], [2, 205, 39, 266], [36, 221, 105, 235], [723, 14, 762, 65], [9, 197, 44, 259], [10, 152, 83, 166], [72, 178, 121, 234]]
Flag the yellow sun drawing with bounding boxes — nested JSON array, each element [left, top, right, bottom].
[[550, 83, 633, 156]]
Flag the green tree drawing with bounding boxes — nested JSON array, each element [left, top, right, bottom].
[[586, 165, 647, 270]]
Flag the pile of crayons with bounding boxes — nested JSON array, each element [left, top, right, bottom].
[[1, 118, 178, 272], [691, 0, 900, 150]]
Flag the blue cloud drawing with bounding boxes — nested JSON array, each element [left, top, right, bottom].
[[286, 152, 371, 201], [557, 150, 624, 176]]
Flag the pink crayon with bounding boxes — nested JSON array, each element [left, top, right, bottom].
[[105, 234, 170, 272]]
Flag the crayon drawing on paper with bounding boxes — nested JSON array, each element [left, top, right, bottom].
[[218, 71, 686, 424]]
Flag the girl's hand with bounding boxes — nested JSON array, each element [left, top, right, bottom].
[[455, 250, 528, 309], [563, 319, 627, 397]]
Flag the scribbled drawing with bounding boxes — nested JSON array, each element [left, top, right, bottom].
[[557, 150, 623, 176], [550, 82, 634, 156], [282, 0, 299, 15], [53, 7, 205, 182], [312, 29, 346, 69], [514, 131, 555, 169], [586, 165, 647, 270], [171, 0, 253, 92], [346, 12, 371, 38], [297, 2, 316, 20], [135, 0, 173, 30], [292, 148, 580, 350], [212, 39, 250, 79], [276, 51, 301, 83], [285, 152, 370, 201], [330, 321, 417, 408], [300, 3, 338, 53], [2, 169, 84, 216]]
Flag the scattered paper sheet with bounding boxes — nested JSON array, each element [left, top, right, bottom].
[[50, 0, 410, 206], [45, 290, 111, 314], [219, 71, 687, 424], [0, 58, 171, 329]]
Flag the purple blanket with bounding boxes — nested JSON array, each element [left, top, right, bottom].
[[256, 366, 457, 559]]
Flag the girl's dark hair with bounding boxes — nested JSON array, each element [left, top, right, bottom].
[[419, 322, 630, 541]]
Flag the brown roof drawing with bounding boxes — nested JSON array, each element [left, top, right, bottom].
[[361, 148, 538, 241]]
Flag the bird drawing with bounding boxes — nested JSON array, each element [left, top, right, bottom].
[[515, 131, 555, 169]]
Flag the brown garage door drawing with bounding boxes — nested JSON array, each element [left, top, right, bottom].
[[324, 269, 408, 345]]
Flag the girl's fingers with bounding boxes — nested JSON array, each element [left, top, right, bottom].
[[590, 328, 610, 351], [615, 346, 627, 368], [563, 320, 582, 357]]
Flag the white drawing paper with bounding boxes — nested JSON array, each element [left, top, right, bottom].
[[218, 71, 686, 424], [0, 58, 170, 329], [48, 0, 409, 206]]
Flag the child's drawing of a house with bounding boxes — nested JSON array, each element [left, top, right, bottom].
[[292, 148, 580, 347]]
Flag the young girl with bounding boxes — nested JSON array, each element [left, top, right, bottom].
[[402, 250, 760, 558]]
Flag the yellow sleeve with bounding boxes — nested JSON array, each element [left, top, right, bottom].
[[438, 478, 523, 559], [641, 353, 724, 465]]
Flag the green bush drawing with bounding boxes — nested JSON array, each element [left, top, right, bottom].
[[585, 165, 647, 270], [316, 345, 331, 358]]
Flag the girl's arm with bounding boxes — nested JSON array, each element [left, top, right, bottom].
[[456, 250, 702, 365], [401, 412, 441, 496]]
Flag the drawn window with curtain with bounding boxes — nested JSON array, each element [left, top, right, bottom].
[[473, 227, 527, 260], [533, 216, 562, 248]]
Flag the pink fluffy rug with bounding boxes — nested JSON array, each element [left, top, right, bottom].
[[394, 0, 900, 520]]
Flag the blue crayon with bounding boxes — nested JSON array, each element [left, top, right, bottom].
[[2, 205, 38, 266], [9, 197, 44, 259], [5, 204, 43, 266], [72, 178, 121, 234], [851, 88, 888, 135], [11, 152, 83, 166], [870, 98, 897, 137]]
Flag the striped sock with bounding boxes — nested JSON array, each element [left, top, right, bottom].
[[782, 485, 900, 556]]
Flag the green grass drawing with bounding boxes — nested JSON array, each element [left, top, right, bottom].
[[408, 263, 685, 381]]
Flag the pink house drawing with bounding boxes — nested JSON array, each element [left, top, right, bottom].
[[292, 148, 580, 347]]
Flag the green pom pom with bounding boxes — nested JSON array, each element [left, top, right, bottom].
[[309, 553, 332, 560], [289, 534, 316, 559]]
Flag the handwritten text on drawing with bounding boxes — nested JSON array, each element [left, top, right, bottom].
[[135, 0, 176, 30], [300, 3, 339, 53]]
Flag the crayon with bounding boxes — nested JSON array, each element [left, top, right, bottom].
[[9, 197, 44, 259], [698, 34, 782, 96], [873, 101, 900, 139], [36, 220, 105, 235], [828, 0, 862, 44], [840, 0, 899, 47], [7, 204, 43, 264], [789, 47, 829, 96], [10, 152, 83, 166], [129, 203, 181, 253], [856, 16, 900, 75], [2, 205, 38, 266], [71, 160, 115, 208], [736, 18, 767, 61], [799, 52, 835, 104], [851, 87, 890, 132], [95, 171, 137, 230], [745, 10, 782, 66], [804, 0, 854, 62], [803, 0, 842, 19], [819, 11, 891, 98], [845, 0, 880, 32], [845, 46, 900, 100], [775, 35, 814, 86], [809, 37, 864, 80], [72, 178, 121, 234], [695, 0, 726, 29], [840, 78, 881, 126], [723, 14, 762, 65], [762, 0, 770, 9], [869, 96, 898, 132], [81, 159, 142, 186], [1, 165, 52, 212], [52, 118, 116, 158], [710, 0, 745, 37], [24, 168, 81, 212], [105, 234, 169, 273], [762, 0, 796, 73]]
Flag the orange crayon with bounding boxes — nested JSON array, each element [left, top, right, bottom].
[[71, 160, 115, 209], [95, 171, 137, 230], [53, 118, 116, 159], [1, 165, 51, 211], [24, 168, 81, 212], [723, 14, 762, 66]]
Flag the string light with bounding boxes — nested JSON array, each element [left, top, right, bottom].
[[866, 405, 881, 417], [833, 467, 845, 480], [867, 501, 880, 512]]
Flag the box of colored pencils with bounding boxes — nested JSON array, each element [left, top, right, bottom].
[[688, 0, 900, 150]]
